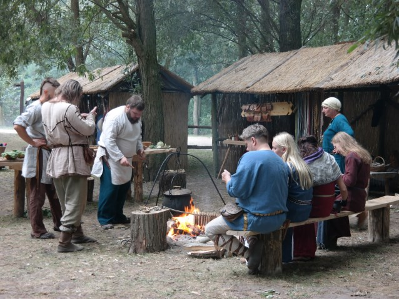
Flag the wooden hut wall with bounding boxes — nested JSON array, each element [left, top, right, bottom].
[[216, 93, 293, 174], [109, 92, 132, 109], [384, 91, 399, 159], [217, 93, 248, 174], [339, 90, 399, 160], [162, 92, 189, 169], [340, 91, 380, 157]]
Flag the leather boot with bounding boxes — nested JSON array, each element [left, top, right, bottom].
[[72, 225, 97, 244], [246, 235, 263, 275], [58, 231, 84, 253]]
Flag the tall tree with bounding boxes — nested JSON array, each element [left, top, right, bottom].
[[92, 0, 163, 174], [279, 0, 302, 51]]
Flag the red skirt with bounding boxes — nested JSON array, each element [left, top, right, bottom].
[[293, 182, 336, 258]]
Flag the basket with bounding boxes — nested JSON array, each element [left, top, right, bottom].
[[370, 156, 386, 172]]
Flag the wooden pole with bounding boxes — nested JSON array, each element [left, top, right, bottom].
[[14, 170, 25, 217], [87, 177, 94, 202], [217, 146, 231, 179], [211, 93, 219, 177], [129, 208, 171, 254]]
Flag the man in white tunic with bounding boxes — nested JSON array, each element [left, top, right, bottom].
[[92, 95, 145, 229], [13, 78, 62, 239]]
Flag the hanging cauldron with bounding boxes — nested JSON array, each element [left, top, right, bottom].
[[162, 188, 192, 215]]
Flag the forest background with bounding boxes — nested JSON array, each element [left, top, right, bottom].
[[0, 0, 398, 141]]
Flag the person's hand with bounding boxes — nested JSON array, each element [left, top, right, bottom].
[[119, 156, 130, 166], [90, 106, 97, 116], [32, 138, 47, 148], [221, 169, 231, 184], [136, 149, 146, 160]]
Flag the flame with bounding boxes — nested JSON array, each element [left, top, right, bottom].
[[167, 198, 204, 238]]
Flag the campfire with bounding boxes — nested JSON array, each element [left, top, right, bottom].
[[167, 198, 204, 238]]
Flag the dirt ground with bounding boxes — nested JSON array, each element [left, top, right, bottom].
[[1, 130, 399, 299]]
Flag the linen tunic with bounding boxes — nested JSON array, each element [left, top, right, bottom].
[[41, 102, 96, 178], [322, 114, 354, 172], [91, 106, 143, 185], [13, 99, 51, 184], [225, 150, 289, 233]]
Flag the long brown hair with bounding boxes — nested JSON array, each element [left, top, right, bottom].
[[55, 79, 83, 106], [332, 132, 372, 164]]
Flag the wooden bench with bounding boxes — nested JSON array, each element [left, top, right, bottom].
[[226, 195, 399, 275]]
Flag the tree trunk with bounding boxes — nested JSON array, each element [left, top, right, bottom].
[[71, 0, 85, 70], [330, 0, 340, 44], [259, 0, 274, 52], [129, 208, 171, 253], [136, 0, 164, 179], [236, 0, 247, 58], [279, 0, 302, 51]]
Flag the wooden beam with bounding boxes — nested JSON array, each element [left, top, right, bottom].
[[211, 93, 218, 177]]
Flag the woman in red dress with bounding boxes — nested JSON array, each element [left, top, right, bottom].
[[320, 132, 371, 248], [293, 136, 348, 260]]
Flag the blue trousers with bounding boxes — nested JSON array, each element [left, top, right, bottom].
[[97, 161, 130, 225]]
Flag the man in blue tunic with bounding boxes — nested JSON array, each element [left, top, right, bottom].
[[205, 124, 289, 274]]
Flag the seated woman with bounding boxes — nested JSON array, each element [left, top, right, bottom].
[[272, 132, 313, 263], [318, 132, 371, 249], [293, 136, 348, 260]]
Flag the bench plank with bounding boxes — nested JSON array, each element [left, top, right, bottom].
[[227, 196, 399, 236], [225, 195, 399, 275]]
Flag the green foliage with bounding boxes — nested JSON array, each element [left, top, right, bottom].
[[349, 0, 399, 57]]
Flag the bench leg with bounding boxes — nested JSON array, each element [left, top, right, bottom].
[[258, 230, 283, 275], [368, 207, 390, 242], [13, 170, 25, 217]]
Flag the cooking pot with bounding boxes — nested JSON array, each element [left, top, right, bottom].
[[162, 188, 192, 215]]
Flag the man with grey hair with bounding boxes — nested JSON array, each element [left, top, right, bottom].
[[92, 95, 146, 229], [205, 123, 289, 275], [13, 77, 62, 240]]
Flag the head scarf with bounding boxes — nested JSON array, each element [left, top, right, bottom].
[[322, 97, 341, 111]]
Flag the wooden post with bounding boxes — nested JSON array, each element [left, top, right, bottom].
[[87, 177, 94, 202], [25, 178, 31, 218], [133, 160, 143, 202], [258, 230, 283, 275], [14, 170, 25, 217], [211, 93, 219, 177], [368, 207, 390, 242], [129, 208, 171, 254]]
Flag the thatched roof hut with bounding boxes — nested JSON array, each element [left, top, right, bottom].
[[192, 42, 399, 180], [31, 64, 193, 169]]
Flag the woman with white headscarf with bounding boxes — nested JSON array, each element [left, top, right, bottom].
[[321, 97, 354, 173]]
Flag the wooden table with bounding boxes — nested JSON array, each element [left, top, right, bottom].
[[0, 159, 25, 217], [1, 148, 176, 214], [132, 147, 176, 202], [217, 139, 246, 179], [370, 171, 399, 195]]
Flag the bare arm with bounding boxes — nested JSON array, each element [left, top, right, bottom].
[[13, 124, 46, 147]]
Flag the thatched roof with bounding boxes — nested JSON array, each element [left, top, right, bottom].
[[192, 42, 399, 95], [30, 64, 193, 99]]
